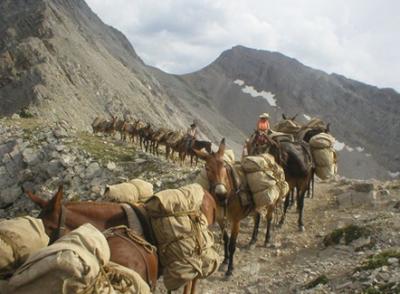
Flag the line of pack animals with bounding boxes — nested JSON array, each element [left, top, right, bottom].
[[92, 116, 212, 166], [0, 114, 337, 294]]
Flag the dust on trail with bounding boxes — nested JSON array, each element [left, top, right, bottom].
[[155, 180, 400, 293]]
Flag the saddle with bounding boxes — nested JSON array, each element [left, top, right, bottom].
[[103, 204, 158, 291], [249, 131, 273, 156]]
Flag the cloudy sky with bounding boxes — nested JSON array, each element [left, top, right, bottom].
[[86, 0, 400, 91]]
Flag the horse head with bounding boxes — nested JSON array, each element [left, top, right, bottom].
[[194, 138, 232, 202], [26, 185, 67, 243]]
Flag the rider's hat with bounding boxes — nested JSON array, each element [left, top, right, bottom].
[[259, 113, 269, 119], [190, 122, 196, 128]]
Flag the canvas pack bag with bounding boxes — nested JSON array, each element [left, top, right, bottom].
[[145, 184, 218, 291], [272, 119, 302, 134], [104, 179, 154, 205], [242, 153, 289, 209], [0, 216, 49, 277], [309, 133, 338, 179], [8, 223, 110, 294]]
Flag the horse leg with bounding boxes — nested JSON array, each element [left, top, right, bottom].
[[226, 221, 240, 276], [279, 194, 290, 226], [183, 280, 192, 294], [264, 208, 273, 246], [289, 189, 295, 208], [218, 229, 230, 272], [190, 278, 198, 294], [247, 212, 260, 248], [297, 189, 306, 232]]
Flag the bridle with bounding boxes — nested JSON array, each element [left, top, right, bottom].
[[48, 205, 67, 244]]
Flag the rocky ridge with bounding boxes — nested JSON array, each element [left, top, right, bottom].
[[0, 116, 198, 219], [182, 46, 400, 179]]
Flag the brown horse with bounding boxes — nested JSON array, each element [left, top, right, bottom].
[[27, 185, 217, 294], [194, 139, 279, 277]]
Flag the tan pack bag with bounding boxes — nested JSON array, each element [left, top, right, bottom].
[[8, 223, 110, 294], [195, 168, 209, 190], [309, 133, 337, 179], [272, 119, 302, 134], [145, 184, 218, 291], [0, 216, 49, 276], [104, 179, 153, 204], [242, 154, 288, 208], [223, 149, 235, 164]]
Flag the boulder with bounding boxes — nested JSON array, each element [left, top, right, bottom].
[[22, 148, 41, 166], [0, 185, 21, 208], [353, 182, 375, 193], [336, 190, 377, 208]]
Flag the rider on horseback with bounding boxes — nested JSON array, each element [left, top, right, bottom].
[[247, 113, 272, 155], [185, 122, 198, 151]]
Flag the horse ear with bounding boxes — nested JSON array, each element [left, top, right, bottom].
[[47, 184, 64, 212], [194, 149, 209, 160], [282, 113, 287, 120], [326, 123, 330, 133], [217, 138, 225, 157], [26, 191, 48, 208], [292, 113, 298, 120]]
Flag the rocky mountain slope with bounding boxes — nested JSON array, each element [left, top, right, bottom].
[[0, 0, 398, 179], [0, 0, 243, 150]]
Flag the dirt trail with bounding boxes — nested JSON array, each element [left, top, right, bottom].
[[155, 180, 400, 293]]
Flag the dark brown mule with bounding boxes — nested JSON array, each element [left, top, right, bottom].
[[267, 139, 314, 231], [194, 139, 278, 277], [139, 123, 154, 152], [114, 118, 127, 140], [179, 140, 212, 166], [27, 185, 217, 294], [150, 128, 170, 156], [191, 140, 212, 166]]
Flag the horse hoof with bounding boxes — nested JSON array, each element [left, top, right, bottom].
[[299, 226, 305, 232], [246, 243, 256, 250], [218, 263, 227, 272], [224, 271, 233, 279]]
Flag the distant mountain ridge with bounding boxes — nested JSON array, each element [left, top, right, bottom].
[[182, 45, 400, 178], [0, 0, 398, 179]]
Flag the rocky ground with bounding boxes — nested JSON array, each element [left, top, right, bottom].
[[0, 115, 197, 219], [1, 116, 399, 294]]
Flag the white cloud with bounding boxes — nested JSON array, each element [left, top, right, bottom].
[[86, 0, 400, 91]]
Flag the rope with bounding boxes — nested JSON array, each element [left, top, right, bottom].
[[78, 263, 139, 294], [102, 225, 157, 254]]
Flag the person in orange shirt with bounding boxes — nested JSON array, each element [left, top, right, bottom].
[[257, 113, 270, 133], [246, 112, 271, 155]]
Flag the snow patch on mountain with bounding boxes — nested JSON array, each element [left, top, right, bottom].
[[234, 79, 277, 106]]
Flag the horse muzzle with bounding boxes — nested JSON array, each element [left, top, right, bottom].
[[214, 184, 227, 197]]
